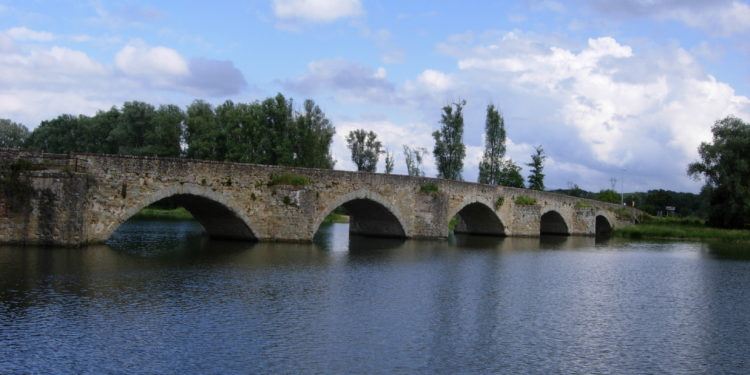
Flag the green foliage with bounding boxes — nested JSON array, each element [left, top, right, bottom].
[[688, 116, 750, 229], [268, 173, 311, 187], [526, 145, 546, 190], [497, 159, 525, 188], [322, 213, 350, 224], [0, 119, 30, 148], [478, 104, 506, 185], [574, 201, 593, 209], [596, 189, 620, 204], [616, 217, 750, 242], [20, 94, 336, 169], [433, 100, 466, 180], [132, 207, 194, 220], [494, 196, 505, 210], [346, 129, 382, 172], [420, 182, 439, 194], [384, 150, 395, 174], [448, 216, 459, 231], [514, 195, 537, 206], [403, 145, 426, 177], [282, 196, 293, 205]]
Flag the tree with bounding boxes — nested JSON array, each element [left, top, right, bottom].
[[497, 159, 524, 188], [25, 114, 87, 153], [433, 100, 466, 180], [526, 145, 546, 190], [596, 189, 620, 203], [403, 145, 427, 177], [108, 101, 157, 156], [384, 150, 395, 174], [185, 100, 219, 160], [478, 104, 506, 184], [146, 104, 184, 157], [293, 99, 335, 169], [0, 119, 29, 148], [346, 129, 382, 172], [688, 116, 750, 228]]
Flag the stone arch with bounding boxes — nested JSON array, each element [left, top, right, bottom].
[[313, 189, 409, 238], [100, 184, 259, 242], [595, 212, 614, 236], [449, 200, 505, 236], [540, 209, 570, 235]]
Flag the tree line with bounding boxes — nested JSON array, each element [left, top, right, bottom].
[[2, 94, 335, 169], [346, 100, 547, 190]]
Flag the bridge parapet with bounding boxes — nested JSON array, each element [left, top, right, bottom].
[[0, 150, 642, 246]]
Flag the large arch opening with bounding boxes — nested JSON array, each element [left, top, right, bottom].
[[109, 194, 256, 242], [314, 198, 406, 240], [540, 210, 569, 236], [451, 202, 505, 236], [595, 215, 613, 236]]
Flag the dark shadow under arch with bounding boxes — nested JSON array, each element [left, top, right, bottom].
[[319, 198, 406, 238], [540, 210, 569, 236], [596, 215, 613, 236], [112, 194, 256, 241], [452, 202, 505, 236]]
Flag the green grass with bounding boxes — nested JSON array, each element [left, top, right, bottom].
[[268, 173, 310, 187], [615, 216, 750, 242], [322, 213, 350, 224], [514, 195, 537, 206], [419, 182, 439, 194], [132, 207, 195, 220]]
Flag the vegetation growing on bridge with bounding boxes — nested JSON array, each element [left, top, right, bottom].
[[514, 195, 537, 206], [268, 173, 311, 187], [419, 182, 439, 194]]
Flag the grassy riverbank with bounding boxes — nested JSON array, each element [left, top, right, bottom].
[[132, 207, 195, 220], [615, 216, 750, 242], [322, 213, 349, 224]]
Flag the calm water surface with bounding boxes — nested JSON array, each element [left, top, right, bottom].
[[2, 220, 750, 374]]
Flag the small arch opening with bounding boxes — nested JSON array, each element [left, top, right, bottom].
[[451, 202, 505, 236], [596, 215, 613, 236], [110, 194, 256, 242], [315, 198, 406, 239], [540, 210, 569, 236]]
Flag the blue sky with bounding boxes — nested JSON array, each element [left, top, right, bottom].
[[2, 0, 749, 192]]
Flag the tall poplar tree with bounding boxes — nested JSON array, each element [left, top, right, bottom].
[[526, 145, 546, 190], [432, 100, 466, 180], [478, 104, 506, 185], [346, 129, 382, 172]]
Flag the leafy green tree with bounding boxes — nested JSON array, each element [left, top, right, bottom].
[[85, 108, 120, 154], [293, 99, 335, 169], [688, 116, 750, 228], [107, 101, 156, 155], [146, 104, 184, 157], [433, 100, 466, 180], [403, 145, 426, 177], [185, 100, 219, 160], [526, 145, 546, 190], [346, 129, 382, 172], [0, 119, 29, 148], [25, 114, 87, 153], [497, 159, 524, 188], [478, 104, 506, 185], [384, 150, 395, 174], [596, 189, 620, 203]]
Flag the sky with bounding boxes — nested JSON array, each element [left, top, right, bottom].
[[1, 0, 749, 193]]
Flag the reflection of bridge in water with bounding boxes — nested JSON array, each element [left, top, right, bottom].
[[0, 150, 640, 246]]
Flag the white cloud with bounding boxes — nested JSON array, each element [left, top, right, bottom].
[[416, 69, 454, 92], [438, 31, 750, 190], [115, 42, 189, 78], [5, 26, 55, 42], [272, 0, 363, 23]]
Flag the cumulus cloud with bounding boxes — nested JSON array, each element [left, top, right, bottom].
[[282, 59, 394, 102], [5, 26, 55, 42], [0, 38, 247, 127], [586, 0, 750, 35], [272, 0, 363, 23], [440, 31, 750, 191]]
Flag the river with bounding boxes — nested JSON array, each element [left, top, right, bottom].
[[1, 220, 750, 374]]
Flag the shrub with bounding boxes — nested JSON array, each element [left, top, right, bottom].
[[514, 195, 537, 206], [495, 196, 504, 210], [268, 173, 310, 187], [420, 182, 439, 194]]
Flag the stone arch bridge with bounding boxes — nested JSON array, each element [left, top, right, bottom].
[[0, 150, 641, 246]]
